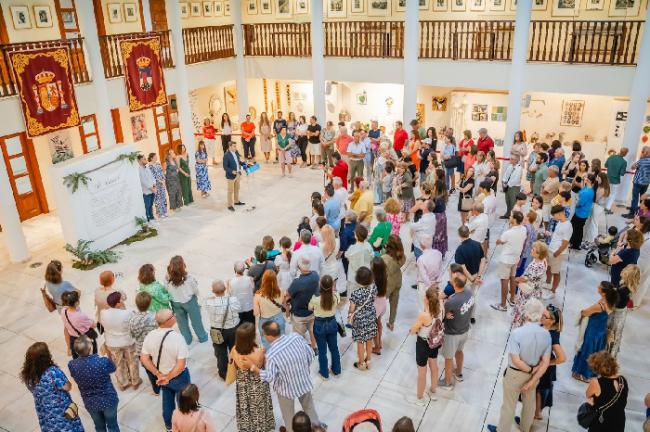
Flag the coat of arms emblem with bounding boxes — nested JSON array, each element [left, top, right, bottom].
[[31, 70, 68, 114], [136, 56, 153, 91]]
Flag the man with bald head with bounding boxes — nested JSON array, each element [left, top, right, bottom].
[[205, 279, 241, 379], [140, 309, 191, 431]]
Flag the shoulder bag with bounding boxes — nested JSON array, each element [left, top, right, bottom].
[[64, 309, 98, 340], [210, 297, 230, 345], [41, 286, 56, 313], [577, 376, 625, 428], [427, 316, 444, 349], [348, 289, 374, 327], [268, 296, 287, 313], [156, 330, 174, 370], [50, 370, 79, 421]]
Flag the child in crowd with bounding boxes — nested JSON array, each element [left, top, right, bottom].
[[294, 216, 318, 250], [442, 263, 465, 299], [513, 192, 528, 214], [382, 161, 395, 202], [546, 191, 572, 241], [384, 197, 402, 236], [531, 196, 544, 231]]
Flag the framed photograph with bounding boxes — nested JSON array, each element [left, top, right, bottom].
[[356, 91, 368, 105], [470, 0, 486, 11], [247, 0, 258, 14], [396, 0, 406, 11], [327, 0, 347, 17], [532, 0, 548, 10], [451, 0, 466, 11], [471, 104, 488, 122], [585, 0, 604, 10], [261, 0, 273, 13], [214, 1, 224, 15], [61, 10, 77, 29], [560, 100, 585, 127], [552, 0, 579, 16], [131, 114, 148, 142], [351, 0, 365, 12], [190, 2, 201, 16], [10, 6, 32, 30], [180, 3, 190, 17], [276, 0, 292, 17], [419, 0, 430, 9], [509, 0, 517, 10], [123, 3, 139, 22], [296, 0, 309, 13], [609, 0, 641, 16], [491, 106, 507, 121], [224, 0, 231, 15], [433, 0, 448, 11], [489, 0, 505, 10], [107, 3, 122, 23], [368, 0, 390, 16], [203, 1, 213, 15], [432, 96, 448, 111], [33, 6, 53, 28]]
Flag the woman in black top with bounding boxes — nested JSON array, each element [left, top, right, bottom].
[[536, 304, 566, 419], [563, 151, 581, 184], [585, 351, 628, 432], [457, 166, 475, 225]]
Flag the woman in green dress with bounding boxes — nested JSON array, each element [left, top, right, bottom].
[[137, 264, 171, 312], [177, 144, 194, 205]]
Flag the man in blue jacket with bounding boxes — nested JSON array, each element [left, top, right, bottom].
[[223, 141, 246, 211]]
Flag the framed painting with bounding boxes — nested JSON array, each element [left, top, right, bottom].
[[10, 6, 31, 30], [368, 0, 390, 16], [509, 0, 517, 10], [351, 0, 365, 12], [247, 0, 258, 14], [433, 0, 448, 11], [432, 96, 448, 111], [471, 104, 488, 122], [489, 0, 505, 10], [124, 3, 139, 22], [532, 0, 548, 10], [451, 0, 466, 11], [585, 0, 604, 10], [416, 103, 425, 125], [560, 100, 584, 127], [131, 114, 148, 142], [609, 0, 641, 16], [180, 2, 190, 17], [296, 0, 309, 13], [327, 0, 346, 17], [203, 1, 213, 15], [552, 0, 579, 16], [470, 0, 486, 11], [261, 0, 272, 13], [34, 6, 54, 27], [276, 0, 291, 16], [214, 1, 224, 15], [190, 2, 201, 16], [396, 0, 406, 11], [419, 0, 430, 9], [107, 3, 122, 22], [490, 106, 507, 121]]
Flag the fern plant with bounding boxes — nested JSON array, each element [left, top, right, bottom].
[[62, 173, 91, 193], [116, 152, 140, 164], [65, 240, 120, 270]]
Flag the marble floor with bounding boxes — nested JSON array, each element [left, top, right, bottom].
[[0, 162, 648, 432]]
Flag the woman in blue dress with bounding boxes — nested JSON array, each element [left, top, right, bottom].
[[195, 141, 211, 197], [21, 342, 84, 432], [148, 152, 168, 218], [572, 281, 618, 382]]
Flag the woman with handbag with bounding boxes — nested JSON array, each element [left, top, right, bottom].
[[42, 259, 79, 356], [409, 287, 444, 406], [458, 166, 475, 225], [348, 267, 378, 371], [253, 270, 286, 349], [61, 290, 98, 358], [581, 351, 628, 431], [21, 342, 84, 432], [309, 275, 341, 379]]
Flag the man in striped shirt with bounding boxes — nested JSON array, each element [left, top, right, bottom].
[[623, 146, 650, 219], [247, 321, 325, 432]]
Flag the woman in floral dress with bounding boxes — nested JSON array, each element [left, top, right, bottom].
[[177, 144, 194, 205], [348, 266, 378, 371], [147, 153, 168, 218], [195, 141, 211, 197], [512, 241, 548, 327], [21, 342, 84, 432], [165, 149, 183, 211]]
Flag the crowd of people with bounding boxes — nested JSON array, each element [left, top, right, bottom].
[[29, 112, 650, 432]]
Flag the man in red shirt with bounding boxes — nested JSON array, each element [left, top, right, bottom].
[[240, 114, 256, 162], [329, 152, 349, 189], [477, 128, 494, 154], [393, 121, 408, 157], [202, 118, 217, 165]]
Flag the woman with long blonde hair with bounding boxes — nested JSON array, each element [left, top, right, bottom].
[[608, 264, 640, 358]]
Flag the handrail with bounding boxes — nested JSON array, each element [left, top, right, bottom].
[[324, 21, 405, 58], [182, 25, 235, 64], [242, 23, 312, 57]]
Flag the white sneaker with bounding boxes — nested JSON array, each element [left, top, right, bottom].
[[407, 396, 427, 407], [542, 292, 555, 300], [426, 389, 438, 401]]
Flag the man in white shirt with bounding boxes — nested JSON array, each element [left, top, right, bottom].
[[289, 229, 325, 277], [467, 202, 489, 244], [542, 205, 572, 300], [333, 176, 348, 227], [347, 130, 366, 191], [141, 309, 191, 431], [479, 180, 497, 255], [416, 234, 443, 310], [491, 211, 527, 311], [501, 155, 523, 219], [205, 280, 241, 379], [410, 200, 436, 258], [138, 154, 156, 222]]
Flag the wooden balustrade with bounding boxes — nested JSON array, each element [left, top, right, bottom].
[[420, 20, 513, 60], [0, 38, 90, 98], [183, 25, 235, 64], [529, 20, 643, 65], [324, 21, 405, 58], [99, 30, 174, 79], [242, 23, 312, 57]]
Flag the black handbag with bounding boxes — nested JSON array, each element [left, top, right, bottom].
[[577, 377, 625, 429]]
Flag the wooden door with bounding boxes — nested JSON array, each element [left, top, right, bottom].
[[0, 133, 48, 221], [153, 105, 173, 160], [149, 0, 168, 32]]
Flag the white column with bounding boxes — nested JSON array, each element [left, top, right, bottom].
[[619, 15, 650, 202], [402, 0, 418, 123], [0, 166, 29, 262], [232, 2, 249, 121], [311, 0, 326, 123], [76, 0, 117, 147], [141, 0, 152, 32], [166, 0, 197, 163], [502, 0, 533, 158]]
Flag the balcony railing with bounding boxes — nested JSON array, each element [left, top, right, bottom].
[[420, 20, 513, 60], [99, 30, 174, 79], [528, 20, 643, 65], [183, 25, 235, 64], [0, 37, 90, 97], [242, 23, 311, 57], [324, 21, 405, 58]]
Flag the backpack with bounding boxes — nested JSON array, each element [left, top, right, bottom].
[[427, 317, 444, 349]]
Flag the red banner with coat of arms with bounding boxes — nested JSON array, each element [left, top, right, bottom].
[[120, 37, 167, 112], [9, 48, 80, 137]]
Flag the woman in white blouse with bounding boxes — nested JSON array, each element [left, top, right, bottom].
[[164, 256, 208, 345], [320, 225, 346, 294], [220, 113, 232, 155], [472, 151, 490, 195], [510, 131, 528, 163]]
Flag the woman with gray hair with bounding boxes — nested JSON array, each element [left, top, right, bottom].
[[68, 336, 120, 432]]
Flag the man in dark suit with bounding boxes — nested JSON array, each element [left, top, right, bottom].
[[223, 141, 246, 211]]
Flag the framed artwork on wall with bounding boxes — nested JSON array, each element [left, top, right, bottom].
[[416, 103, 425, 125], [368, 0, 391, 16], [470, 0, 486, 11], [433, 0, 448, 11], [509, 0, 517, 11], [131, 114, 148, 142], [214, 1, 224, 15], [585, 0, 604, 10], [532, 0, 548, 10], [124, 3, 139, 22], [10, 6, 31, 30], [451, 0, 466, 11], [296, 0, 309, 13], [190, 2, 201, 16], [327, 0, 346, 17], [560, 100, 584, 127], [471, 104, 488, 122], [419, 0, 430, 9], [489, 0, 506, 10], [203, 1, 213, 15], [33, 6, 54, 27], [180, 3, 190, 17], [247, 0, 258, 14], [224, 0, 231, 15], [107, 3, 122, 22], [276, 0, 291, 16], [609, 0, 641, 16], [261, 0, 272, 13], [491, 106, 507, 121], [351, 0, 365, 12], [552, 0, 579, 16], [432, 96, 448, 111], [396, 0, 406, 11]]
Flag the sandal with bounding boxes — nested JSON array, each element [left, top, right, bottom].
[[353, 361, 367, 370]]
